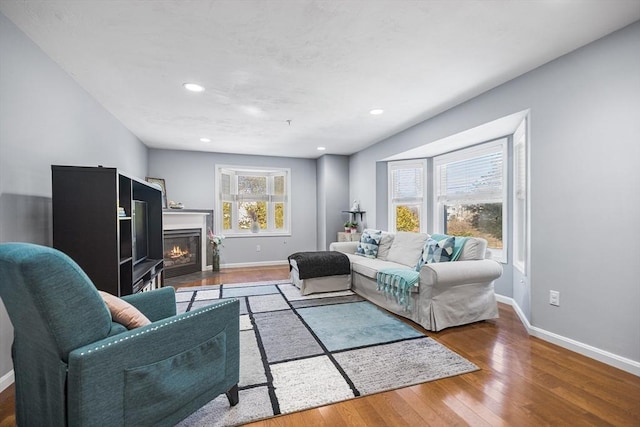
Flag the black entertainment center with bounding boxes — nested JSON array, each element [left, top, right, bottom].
[[52, 165, 164, 296]]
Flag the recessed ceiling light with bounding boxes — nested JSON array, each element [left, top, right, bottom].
[[183, 83, 205, 92], [369, 108, 384, 115], [200, 137, 211, 142], [317, 146, 326, 151]]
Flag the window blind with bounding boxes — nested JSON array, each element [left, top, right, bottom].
[[515, 141, 526, 200], [438, 150, 503, 203], [392, 165, 423, 201]]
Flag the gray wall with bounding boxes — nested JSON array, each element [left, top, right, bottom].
[[148, 149, 318, 265], [350, 22, 640, 363], [0, 13, 148, 385], [317, 155, 350, 250]]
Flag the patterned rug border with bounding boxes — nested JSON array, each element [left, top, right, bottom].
[[177, 282, 479, 426]]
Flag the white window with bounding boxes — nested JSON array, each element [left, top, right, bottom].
[[513, 119, 527, 272], [434, 139, 507, 262], [388, 160, 427, 232], [216, 166, 290, 236]]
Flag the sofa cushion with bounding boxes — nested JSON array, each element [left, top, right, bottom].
[[385, 232, 429, 267], [457, 237, 487, 261], [416, 236, 455, 270], [355, 229, 383, 258], [376, 232, 395, 260], [350, 257, 406, 279]]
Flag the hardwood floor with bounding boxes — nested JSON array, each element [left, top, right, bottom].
[[1, 265, 638, 426]]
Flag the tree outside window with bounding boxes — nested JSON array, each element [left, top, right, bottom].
[[217, 166, 290, 235], [395, 205, 421, 232]]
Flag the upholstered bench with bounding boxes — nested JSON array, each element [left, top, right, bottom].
[[287, 251, 351, 295]]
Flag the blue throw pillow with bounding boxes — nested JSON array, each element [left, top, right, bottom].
[[415, 236, 455, 270], [355, 229, 383, 258]]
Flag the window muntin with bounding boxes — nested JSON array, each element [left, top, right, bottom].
[[434, 139, 507, 262], [388, 160, 427, 232], [217, 166, 290, 236]]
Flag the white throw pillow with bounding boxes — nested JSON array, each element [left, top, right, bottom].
[[457, 237, 487, 261], [385, 232, 429, 267], [376, 232, 395, 260]]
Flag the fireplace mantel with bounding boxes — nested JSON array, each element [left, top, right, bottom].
[[163, 211, 209, 272]]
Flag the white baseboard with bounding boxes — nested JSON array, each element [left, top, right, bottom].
[[496, 295, 640, 377], [221, 260, 289, 269], [0, 369, 14, 393], [202, 259, 289, 271]]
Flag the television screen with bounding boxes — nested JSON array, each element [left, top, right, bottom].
[[132, 200, 148, 264]]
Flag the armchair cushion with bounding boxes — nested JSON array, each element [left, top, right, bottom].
[[99, 291, 151, 329]]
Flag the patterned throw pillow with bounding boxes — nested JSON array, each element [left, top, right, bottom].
[[355, 228, 383, 258], [415, 236, 455, 270]]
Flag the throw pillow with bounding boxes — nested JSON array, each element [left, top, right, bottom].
[[385, 232, 429, 267], [355, 228, 383, 258], [416, 236, 455, 270], [376, 232, 395, 260], [99, 291, 151, 329]]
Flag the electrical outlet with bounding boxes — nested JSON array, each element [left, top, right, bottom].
[[256, 245, 261, 252], [549, 290, 560, 306]]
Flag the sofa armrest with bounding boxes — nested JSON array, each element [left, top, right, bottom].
[[419, 259, 502, 287], [121, 286, 176, 321], [68, 298, 239, 426], [329, 241, 358, 254]]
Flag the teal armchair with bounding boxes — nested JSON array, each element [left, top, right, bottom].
[[0, 243, 239, 426]]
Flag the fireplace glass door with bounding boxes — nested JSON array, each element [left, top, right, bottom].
[[163, 229, 201, 277]]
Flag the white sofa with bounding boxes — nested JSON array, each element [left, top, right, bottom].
[[329, 231, 502, 331]]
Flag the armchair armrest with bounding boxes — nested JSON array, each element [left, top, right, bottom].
[[419, 259, 502, 287], [67, 298, 240, 427], [329, 241, 358, 254], [121, 286, 176, 321]]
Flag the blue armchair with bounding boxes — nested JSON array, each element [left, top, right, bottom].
[[0, 242, 239, 426]]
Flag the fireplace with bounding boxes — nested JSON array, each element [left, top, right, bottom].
[[163, 229, 202, 278]]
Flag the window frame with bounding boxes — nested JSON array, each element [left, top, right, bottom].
[[512, 119, 528, 273], [215, 165, 291, 237], [433, 138, 508, 263], [387, 159, 428, 233]]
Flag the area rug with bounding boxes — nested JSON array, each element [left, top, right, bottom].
[[175, 280, 478, 426]]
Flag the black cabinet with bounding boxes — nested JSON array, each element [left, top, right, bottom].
[[52, 165, 163, 296]]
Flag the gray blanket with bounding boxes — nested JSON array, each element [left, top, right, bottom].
[[288, 251, 351, 279]]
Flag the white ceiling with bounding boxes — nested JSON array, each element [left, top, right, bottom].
[[2, 1, 639, 159]]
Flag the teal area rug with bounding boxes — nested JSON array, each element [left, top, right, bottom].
[[176, 280, 478, 427]]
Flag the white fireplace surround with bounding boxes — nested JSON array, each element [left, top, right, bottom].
[[162, 211, 209, 272]]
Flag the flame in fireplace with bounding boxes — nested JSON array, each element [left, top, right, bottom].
[[168, 245, 189, 259]]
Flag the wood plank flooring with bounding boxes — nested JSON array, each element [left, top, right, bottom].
[[1, 265, 638, 426]]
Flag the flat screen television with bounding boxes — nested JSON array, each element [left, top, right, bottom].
[[132, 200, 148, 265]]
